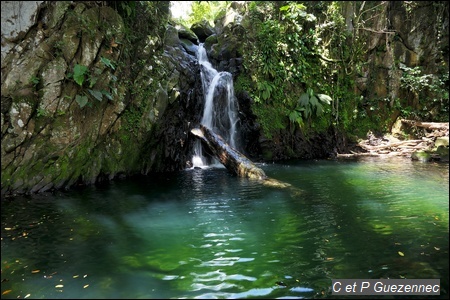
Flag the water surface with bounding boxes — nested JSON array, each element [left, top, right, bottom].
[[1, 157, 448, 299]]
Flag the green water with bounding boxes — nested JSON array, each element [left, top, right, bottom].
[[1, 157, 448, 299]]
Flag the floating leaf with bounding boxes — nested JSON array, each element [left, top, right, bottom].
[[25, 294, 31, 298], [73, 275, 79, 278], [398, 251, 405, 256], [83, 285, 89, 289], [31, 270, 40, 273], [55, 284, 64, 288], [2, 290, 12, 295]]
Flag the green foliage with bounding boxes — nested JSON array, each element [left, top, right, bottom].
[[75, 94, 89, 108], [238, 1, 446, 142], [188, 1, 228, 27], [100, 57, 116, 70], [30, 76, 40, 87], [256, 80, 275, 102], [400, 66, 449, 121], [253, 102, 289, 139], [400, 66, 434, 94], [73, 64, 88, 86], [119, 1, 136, 18], [289, 87, 332, 128], [69, 57, 116, 108], [299, 88, 325, 118], [289, 107, 304, 128], [241, 2, 331, 137], [36, 107, 48, 117]]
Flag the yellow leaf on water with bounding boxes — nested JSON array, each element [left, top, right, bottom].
[[2, 290, 12, 295], [55, 285, 64, 288], [398, 251, 405, 256], [73, 275, 79, 278], [25, 294, 31, 298], [31, 270, 40, 273], [83, 285, 89, 289]]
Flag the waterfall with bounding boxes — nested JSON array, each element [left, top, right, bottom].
[[191, 44, 239, 168]]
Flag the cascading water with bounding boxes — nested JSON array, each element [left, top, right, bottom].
[[191, 44, 240, 168]]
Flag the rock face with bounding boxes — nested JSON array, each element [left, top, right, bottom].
[[0, 1, 204, 196], [350, 1, 449, 123]]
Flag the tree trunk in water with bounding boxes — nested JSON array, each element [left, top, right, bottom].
[[191, 125, 297, 190], [191, 125, 267, 180]]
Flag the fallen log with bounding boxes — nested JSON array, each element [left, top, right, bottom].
[[359, 139, 423, 151], [401, 119, 449, 130], [191, 125, 267, 180], [191, 125, 292, 189]]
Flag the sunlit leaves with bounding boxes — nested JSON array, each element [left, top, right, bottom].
[[316, 93, 333, 105], [294, 88, 333, 123], [289, 108, 304, 128]]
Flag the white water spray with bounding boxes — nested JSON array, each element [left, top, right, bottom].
[[191, 44, 239, 168]]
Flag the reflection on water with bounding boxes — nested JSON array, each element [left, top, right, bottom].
[[1, 157, 448, 299]]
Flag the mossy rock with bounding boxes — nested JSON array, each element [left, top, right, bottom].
[[411, 151, 431, 162]]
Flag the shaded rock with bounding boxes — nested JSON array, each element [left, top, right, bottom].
[[190, 20, 215, 42]]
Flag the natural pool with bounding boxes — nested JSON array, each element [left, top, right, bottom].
[[1, 157, 448, 299]]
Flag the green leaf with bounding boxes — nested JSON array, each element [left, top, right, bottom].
[[101, 57, 115, 70], [315, 102, 324, 116], [304, 106, 311, 118], [89, 76, 98, 88], [75, 94, 88, 108], [88, 89, 103, 101], [299, 93, 309, 106], [289, 110, 300, 122], [101, 90, 113, 100], [310, 95, 319, 106], [73, 64, 88, 86]]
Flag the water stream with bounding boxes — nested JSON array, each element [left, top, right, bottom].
[[192, 44, 239, 168], [1, 157, 448, 299]]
